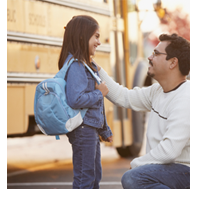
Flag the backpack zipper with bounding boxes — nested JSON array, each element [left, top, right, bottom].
[[42, 82, 50, 95]]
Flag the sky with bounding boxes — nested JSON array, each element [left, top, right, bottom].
[[161, 0, 190, 14]]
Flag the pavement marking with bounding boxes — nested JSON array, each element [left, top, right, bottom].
[[7, 182, 121, 186], [7, 170, 30, 177], [7, 163, 58, 177], [100, 182, 121, 185], [7, 159, 72, 177], [7, 182, 73, 186]]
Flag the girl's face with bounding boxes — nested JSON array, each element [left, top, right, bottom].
[[88, 28, 101, 56]]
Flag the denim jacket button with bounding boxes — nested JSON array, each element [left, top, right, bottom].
[[101, 124, 103, 128], [101, 111, 103, 114]]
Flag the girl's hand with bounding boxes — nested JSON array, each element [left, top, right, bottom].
[[101, 136, 113, 143], [95, 81, 109, 97], [105, 136, 113, 143], [99, 136, 113, 143]]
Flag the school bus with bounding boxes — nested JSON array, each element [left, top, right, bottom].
[[7, 0, 157, 157]]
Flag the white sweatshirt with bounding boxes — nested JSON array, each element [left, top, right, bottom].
[[99, 68, 190, 169]]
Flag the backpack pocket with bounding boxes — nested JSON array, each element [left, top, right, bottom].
[[36, 92, 69, 135]]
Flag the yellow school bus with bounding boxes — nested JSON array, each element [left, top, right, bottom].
[[7, 0, 156, 157]]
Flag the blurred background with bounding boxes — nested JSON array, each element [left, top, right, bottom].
[[7, 0, 190, 189]]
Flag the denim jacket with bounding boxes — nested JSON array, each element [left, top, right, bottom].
[[64, 54, 112, 140]]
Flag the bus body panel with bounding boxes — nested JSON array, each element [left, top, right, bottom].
[[7, 0, 152, 157]]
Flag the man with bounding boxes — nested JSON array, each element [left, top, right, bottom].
[[95, 33, 190, 189]]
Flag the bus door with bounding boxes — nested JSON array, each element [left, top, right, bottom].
[[110, 0, 133, 154]]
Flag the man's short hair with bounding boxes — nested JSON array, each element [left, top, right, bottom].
[[159, 33, 190, 76]]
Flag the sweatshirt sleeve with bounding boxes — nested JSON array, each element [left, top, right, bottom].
[[99, 68, 159, 112], [130, 95, 190, 169]]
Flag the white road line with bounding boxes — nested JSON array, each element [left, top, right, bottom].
[[7, 160, 73, 177], [100, 182, 121, 185], [7, 182, 121, 186], [7, 170, 30, 177], [7, 182, 72, 186]]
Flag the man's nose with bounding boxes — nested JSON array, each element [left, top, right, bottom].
[[148, 54, 153, 61]]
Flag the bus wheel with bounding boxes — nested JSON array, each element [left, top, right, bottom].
[[116, 146, 132, 158], [116, 111, 146, 158]]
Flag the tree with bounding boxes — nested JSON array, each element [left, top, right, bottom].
[[148, 7, 190, 46]]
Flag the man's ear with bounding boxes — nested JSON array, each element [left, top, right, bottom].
[[169, 57, 179, 69]]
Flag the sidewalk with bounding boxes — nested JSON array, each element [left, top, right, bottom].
[[7, 134, 119, 173]]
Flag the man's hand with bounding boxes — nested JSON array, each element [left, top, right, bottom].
[[95, 81, 109, 97]]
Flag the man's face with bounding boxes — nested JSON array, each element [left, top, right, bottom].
[[147, 41, 170, 81]]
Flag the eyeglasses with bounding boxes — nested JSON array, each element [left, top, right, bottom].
[[152, 51, 167, 58]]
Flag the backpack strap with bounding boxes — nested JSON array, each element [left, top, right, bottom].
[[55, 135, 60, 140], [54, 57, 76, 79], [55, 57, 101, 85], [83, 62, 101, 85]]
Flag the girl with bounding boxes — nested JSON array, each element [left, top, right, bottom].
[[58, 15, 113, 189]]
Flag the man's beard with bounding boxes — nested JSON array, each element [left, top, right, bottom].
[[147, 60, 155, 78], [147, 71, 154, 78]]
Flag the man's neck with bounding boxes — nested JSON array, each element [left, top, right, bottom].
[[159, 77, 187, 93]]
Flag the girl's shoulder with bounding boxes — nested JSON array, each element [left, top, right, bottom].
[[64, 58, 86, 81], [67, 61, 86, 79], [67, 57, 85, 71], [66, 53, 85, 68]]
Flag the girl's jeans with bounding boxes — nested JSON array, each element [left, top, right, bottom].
[[67, 124, 102, 189], [121, 163, 190, 189]]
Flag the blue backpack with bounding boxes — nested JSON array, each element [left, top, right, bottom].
[[34, 58, 101, 140]]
